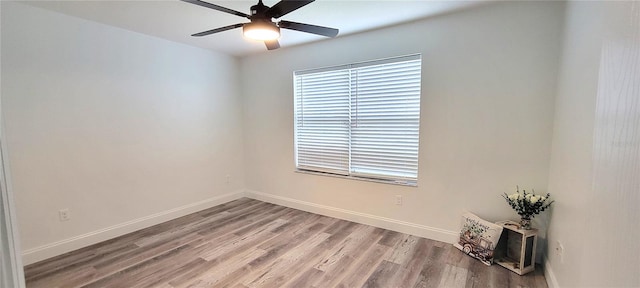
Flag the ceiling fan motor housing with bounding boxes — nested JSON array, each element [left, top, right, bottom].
[[250, 0, 270, 20]]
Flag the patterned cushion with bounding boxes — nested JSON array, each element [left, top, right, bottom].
[[453, 212, 503, 266]]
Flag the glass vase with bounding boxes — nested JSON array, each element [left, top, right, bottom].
[[520, 217, 532, 230]]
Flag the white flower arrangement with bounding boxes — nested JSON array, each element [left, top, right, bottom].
[[503, 186, 553, 220]]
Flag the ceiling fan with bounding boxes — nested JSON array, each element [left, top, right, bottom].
[[181, 0, 339, 50]]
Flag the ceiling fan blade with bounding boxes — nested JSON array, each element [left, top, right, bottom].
[[192, 23, 244, 37], [266, 0, 314, 19], [181, 0, 250, 18], [265, 40, 280, 50], [279, 20, 338, 37]]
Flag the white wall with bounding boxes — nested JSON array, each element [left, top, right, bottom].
[[241, 1, 564, 243], [546, 1, 640, 287], [1, 2, 245, 264], [0, 2, 26, 286]]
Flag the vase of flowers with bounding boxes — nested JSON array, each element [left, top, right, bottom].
[[503, 186, 553, 229]]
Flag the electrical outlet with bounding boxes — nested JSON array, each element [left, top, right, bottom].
[[225, 174, 231, 184], [555, 240, 564, 263], [395, 195, 403, 206], [58, 209, 70, 222]]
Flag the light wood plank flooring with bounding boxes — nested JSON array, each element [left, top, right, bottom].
[[25, 198, 547, 287]]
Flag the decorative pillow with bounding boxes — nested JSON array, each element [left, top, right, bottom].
[[453, 212, 503, 266]]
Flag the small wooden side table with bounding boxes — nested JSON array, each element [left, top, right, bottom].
[[494, 220, 538, 275]]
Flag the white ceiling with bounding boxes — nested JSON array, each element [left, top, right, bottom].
[[22, 0, 488, 57]]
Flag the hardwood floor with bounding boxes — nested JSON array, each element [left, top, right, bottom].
[[24, 198, 548, 288]]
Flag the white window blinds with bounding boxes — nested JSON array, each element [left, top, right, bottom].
[[294, 54, 421, 184]]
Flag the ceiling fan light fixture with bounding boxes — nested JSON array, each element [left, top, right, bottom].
[[182, 0, 339, 50], [243, 22, 280, 41]]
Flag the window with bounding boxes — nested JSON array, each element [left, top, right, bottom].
[[294, 54, 422, 185]]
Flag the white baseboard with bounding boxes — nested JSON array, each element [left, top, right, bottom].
[[544, 257, 559, 288], [245, 189, 458, 244], [22, 190, 245, 265]]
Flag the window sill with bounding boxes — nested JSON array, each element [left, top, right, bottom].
[[294, 169, 418, 187]]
